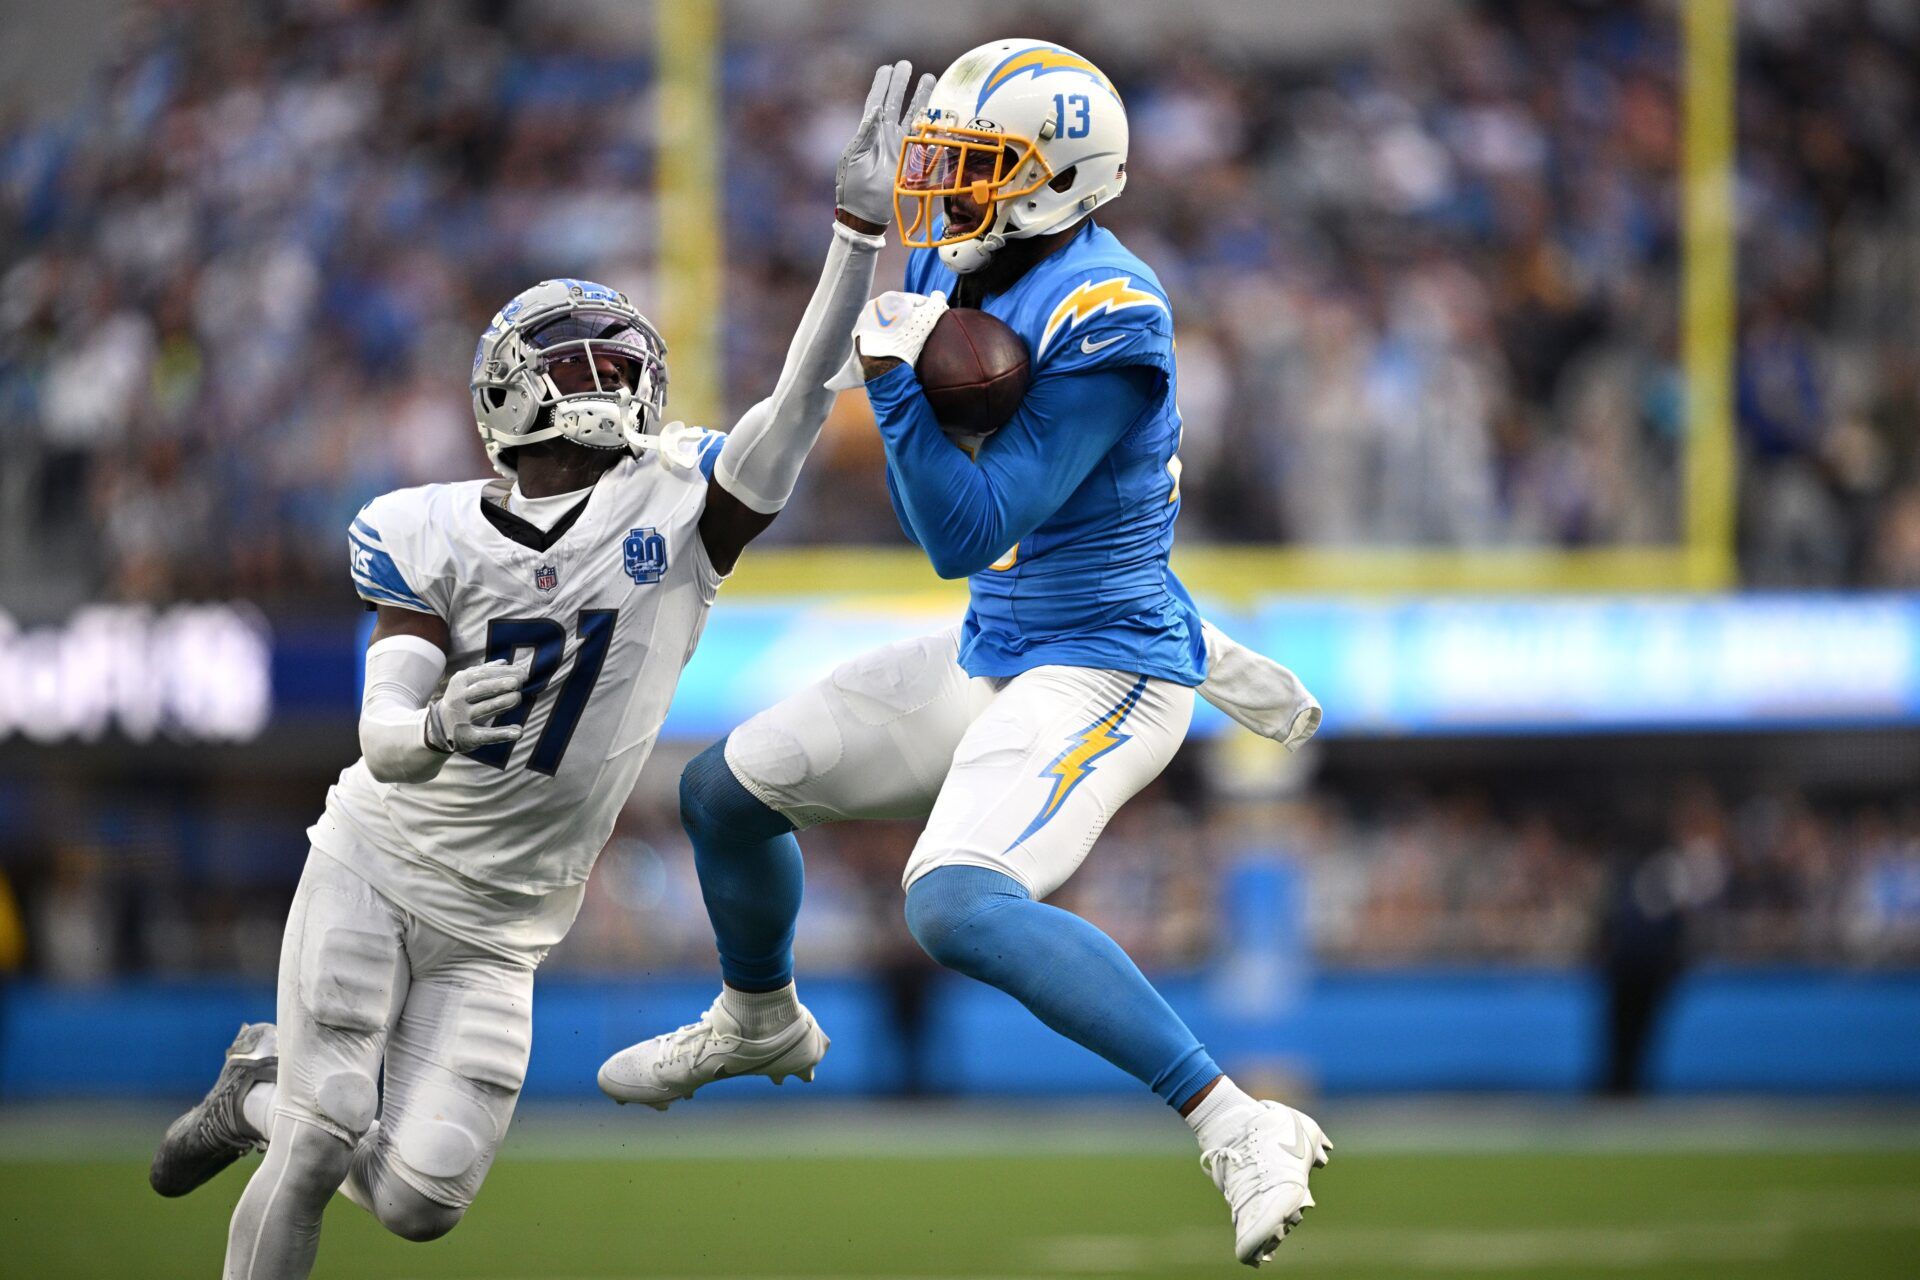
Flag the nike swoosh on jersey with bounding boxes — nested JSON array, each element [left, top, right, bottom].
[[1081, 333, 1125, 354]]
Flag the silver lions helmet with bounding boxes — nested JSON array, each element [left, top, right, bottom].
[[470, 278, 671, 479]]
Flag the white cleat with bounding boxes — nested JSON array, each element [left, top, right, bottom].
[[1201, 1100, 1332, 1267], [597, 993, 829, 1110]]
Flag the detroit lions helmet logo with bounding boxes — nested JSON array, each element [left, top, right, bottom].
[[623, 527, 667, 584]]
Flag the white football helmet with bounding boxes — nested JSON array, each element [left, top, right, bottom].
[[469, 278, 671, 479], [894, 39, 1129, 274]]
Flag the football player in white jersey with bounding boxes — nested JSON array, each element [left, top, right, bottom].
[[146, 63, 936, 1280]]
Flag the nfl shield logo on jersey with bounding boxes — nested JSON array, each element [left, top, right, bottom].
[[623, 527, 667, 584], [534, 564, 559, 592]]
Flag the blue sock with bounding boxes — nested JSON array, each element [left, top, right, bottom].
[[904, 865, 1221, 1109], [681, 738, 803, 992]]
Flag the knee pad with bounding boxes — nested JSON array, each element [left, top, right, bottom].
[[726, 702, 835, 790], [394, 1084, 495, 1186], [904, 865, 1029, 974], [681, 737, 794, 842], [313, 1069, 379, 1137], [378, 1186, 465, 1243]]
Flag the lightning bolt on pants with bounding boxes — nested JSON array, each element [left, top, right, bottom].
[[901, 663, 1194, 900]]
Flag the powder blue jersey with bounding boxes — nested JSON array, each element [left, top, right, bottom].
[[895, 221, 1204, 686]]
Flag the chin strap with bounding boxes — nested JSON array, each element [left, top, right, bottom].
[[623, 419, 706, 472], [943, 232, 1002, 275], [948, 206, 1095, 274]]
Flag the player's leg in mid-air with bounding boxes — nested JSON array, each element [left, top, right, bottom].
[[153, 851, 532, 1279], [898, 665, 1330, 1265], [598, 627, 981, 1104]]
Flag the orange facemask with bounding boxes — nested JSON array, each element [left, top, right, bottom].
[[893, 120, 1054, 249]]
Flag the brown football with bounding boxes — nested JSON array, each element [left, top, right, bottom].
[[914, 307, 1031, 438]]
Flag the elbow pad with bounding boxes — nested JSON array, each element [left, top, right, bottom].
[[359, 634, 450, 784], [714, 220, 883, 514]]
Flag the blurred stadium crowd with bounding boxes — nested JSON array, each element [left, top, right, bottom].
[[567, 772, 1920, 974], [4, 0, 1920, 607], [11, 766, 1920, 982]]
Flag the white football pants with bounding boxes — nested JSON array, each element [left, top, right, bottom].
[[272, 849, 532, 1210], [724, 626, 1193, 898]]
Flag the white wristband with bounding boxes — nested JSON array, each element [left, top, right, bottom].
[[359, 634, 451, 783], [832, 219, 886, 250]]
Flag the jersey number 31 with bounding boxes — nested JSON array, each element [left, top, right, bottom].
[[468, 611, 616, 775]]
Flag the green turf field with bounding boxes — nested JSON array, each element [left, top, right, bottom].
[[4, 1106, 1918, 1278]]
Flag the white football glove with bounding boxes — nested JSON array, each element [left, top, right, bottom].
[[424, 660, 526, 754], [836, 60, 935, 229], [827, 290, 950, 390]]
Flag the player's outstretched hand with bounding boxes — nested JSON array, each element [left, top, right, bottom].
[[836, 60, 935, 230], [839, 289, 949, 384], [425, 660, 525, 754]]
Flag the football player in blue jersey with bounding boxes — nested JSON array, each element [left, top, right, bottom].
[[598, 40, 1329, 1267]]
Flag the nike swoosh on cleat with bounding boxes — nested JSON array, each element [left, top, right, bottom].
[[1081, 333, 1125, 354]]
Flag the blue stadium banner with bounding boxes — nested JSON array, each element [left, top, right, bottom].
[[1256, 594, 1920, 735], [12, 594, 1920, 743], [669, 594, 1920, 738]]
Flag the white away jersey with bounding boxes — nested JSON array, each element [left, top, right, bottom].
[[316, 438, 726, 916]]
